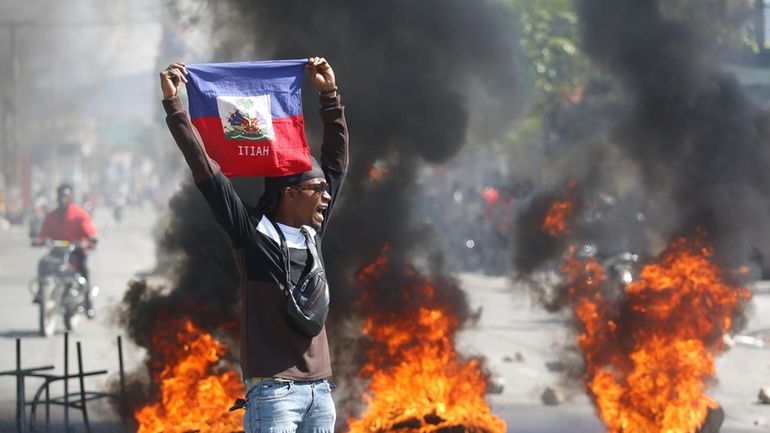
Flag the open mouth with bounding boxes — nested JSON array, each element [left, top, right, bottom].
[[315, 206, 327, 221]]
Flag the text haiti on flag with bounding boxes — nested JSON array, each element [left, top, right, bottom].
[[186, 60, 312, 177]]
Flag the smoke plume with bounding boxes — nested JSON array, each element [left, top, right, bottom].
[[216, 0, 522, 419], [516, 0, 770, 271], [580, 0, 770, 263], [115, 182, 241, 419], [201, 0, 522, 284], [118, 0, 522, 426]]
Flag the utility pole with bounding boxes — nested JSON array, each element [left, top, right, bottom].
[[756, 0, 767, 53], [0, 21, 21, 216]]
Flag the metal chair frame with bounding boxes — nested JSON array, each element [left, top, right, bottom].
[[0, 333, 127, 433]]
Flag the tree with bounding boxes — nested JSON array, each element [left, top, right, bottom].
[[507, 0, 591, 114]]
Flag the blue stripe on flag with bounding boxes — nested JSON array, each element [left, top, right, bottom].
[[186, 59, 306, 119]]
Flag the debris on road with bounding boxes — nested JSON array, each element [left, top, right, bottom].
[[502, 352, 524, 362], [758, 386, 770, 404], [541, 385, 565, 406], [488, 376, 505, 394], [545, 360, 565, 372]]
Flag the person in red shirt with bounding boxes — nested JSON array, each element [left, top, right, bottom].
[[33, 183, 98, 317]]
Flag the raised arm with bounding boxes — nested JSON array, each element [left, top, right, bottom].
[[160, 63, 221, 183], [306, 58, 348, 237], [159, 63, 254, 248], [306, 57, 349, 177]]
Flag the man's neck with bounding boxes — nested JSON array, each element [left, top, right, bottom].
[[272, 210, 302, 229]]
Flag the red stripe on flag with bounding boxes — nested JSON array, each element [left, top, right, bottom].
[[191, 115, 312, 177]]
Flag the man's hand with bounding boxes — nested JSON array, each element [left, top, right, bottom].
[[306, 57, 336, 96], [160, 62, 188, 99]]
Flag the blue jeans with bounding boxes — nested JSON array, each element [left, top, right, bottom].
[[243, 379, 336, 433]]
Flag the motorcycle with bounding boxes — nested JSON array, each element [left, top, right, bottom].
[[30, 241, 99, 336]]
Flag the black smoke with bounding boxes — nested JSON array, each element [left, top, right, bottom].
[[201, 0, 522, 285], [516, 0, 770, 271], [577, 0, 770, 265], [513, 190, 580, 274], [209, 0, 522, 421], [118, 0, 522, 427], [114, 182, 241, 419]]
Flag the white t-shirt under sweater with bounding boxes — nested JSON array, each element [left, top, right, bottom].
[[255, 216, 317, 285]]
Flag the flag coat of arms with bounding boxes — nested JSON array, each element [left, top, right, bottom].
[[185, 59, 312, 177]]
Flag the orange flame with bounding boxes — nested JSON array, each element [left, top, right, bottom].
[[562, 237, 750, 433], [347, 250, 506, 433], [134, 318, 242, 433], [369, 164, 390, 182], [542, 200, 573, 237]]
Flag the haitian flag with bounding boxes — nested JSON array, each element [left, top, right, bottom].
[[185, 59, 312, 177]]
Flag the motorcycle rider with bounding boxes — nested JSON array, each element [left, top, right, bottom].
[[33, 183, 98, 318]]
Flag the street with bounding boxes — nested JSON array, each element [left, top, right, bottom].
[[459, 274, 770, 433], [0, 205, 769, 432], [0, 204, 158, 431]]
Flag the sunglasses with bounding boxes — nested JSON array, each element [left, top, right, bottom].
[[291, 182, 330, 195]]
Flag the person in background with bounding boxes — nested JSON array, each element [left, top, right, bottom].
[[33, 183, 98, 318]]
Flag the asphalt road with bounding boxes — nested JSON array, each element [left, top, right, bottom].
[[458, 273, 770, 433], [0, 204, 158, 432], [0, 205, 768, 432]]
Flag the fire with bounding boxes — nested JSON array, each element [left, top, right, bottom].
[[135, 318, 243, 433], [561, 237, 750, 433], [542, 200, 573, 237], [347, 250, 505, 433], [368, 162, 389, 182]]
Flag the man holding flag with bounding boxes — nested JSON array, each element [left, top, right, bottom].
[[160, 57, 347, 433]]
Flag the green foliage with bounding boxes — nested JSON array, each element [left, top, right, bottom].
[[499, 0, 760, 170], [504, 0, 757, 125], [507, 0, 757, 113], [508, 0, 591, 114]]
